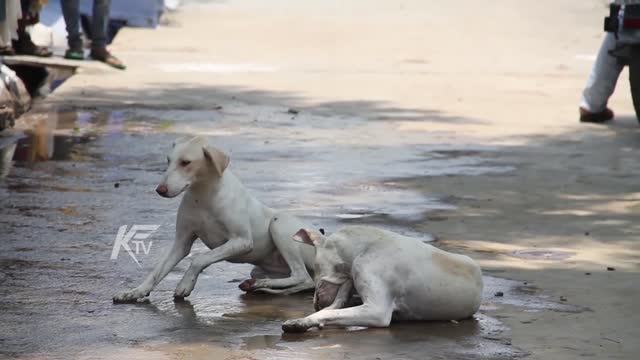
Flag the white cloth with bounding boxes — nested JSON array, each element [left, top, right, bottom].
[[0, 0, 22, 47], [580, 33, 625, 113]]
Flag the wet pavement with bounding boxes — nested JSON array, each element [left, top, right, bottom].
[[0, 104, 582, 359]]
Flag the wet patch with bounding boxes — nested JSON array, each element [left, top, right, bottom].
[[242, 335, 285, 350], [0, 104, 527, 359], [483, 276, 586, 313], [509, 249, 576, 261], [256, 313, 525, 360], [18, 106, 515, 236]]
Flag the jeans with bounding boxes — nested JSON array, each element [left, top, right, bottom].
[[580, 33, 625, 113], [60, 0, 111, 50]]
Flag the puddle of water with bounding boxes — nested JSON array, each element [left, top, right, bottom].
[[2, 106, 514, 233], [242, 335, 285, 350], [247, 312, 523, 360], [0, 105, 530, 359], [509, 249, 576, 261], [483, 276, 584, 313]]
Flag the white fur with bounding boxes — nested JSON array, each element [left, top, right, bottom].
[[113, 137, 316, 303], [282, 226, 483, 332]]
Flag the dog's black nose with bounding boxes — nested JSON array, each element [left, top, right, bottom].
[[156, 184, 168, 196]]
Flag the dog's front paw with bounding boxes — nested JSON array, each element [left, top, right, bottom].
[[282, 318, 313, 333], [113, 289, 146, 303], [174, 278, 195, 299], [238, 278, 257, 292]]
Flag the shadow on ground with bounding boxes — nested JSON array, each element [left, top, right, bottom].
[[51, 83, 488, 125]]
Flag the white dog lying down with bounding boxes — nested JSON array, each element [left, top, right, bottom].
[[113, 136, 316, 303], [282, 226, 483, 332]]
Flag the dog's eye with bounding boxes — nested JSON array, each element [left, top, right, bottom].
[[180, 160, 191, 167]]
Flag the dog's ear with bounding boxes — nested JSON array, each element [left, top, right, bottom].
[[293, 228, 324, 247], [203, 146, 230, 175]]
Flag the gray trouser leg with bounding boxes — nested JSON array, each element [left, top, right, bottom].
[[91, 0, 111, 49], [580, 33, 625, 113], [61, 0, 82, 49]]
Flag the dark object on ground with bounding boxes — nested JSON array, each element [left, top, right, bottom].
[[584, 231, 590, 236], [114, 182, 119, 188], [585, 272, 591, 275], [319, 228, 325, 235], [287, 108, 300, 115], [560, 296, 567, 302], [606, 267, 616, 271], [579, 107, 614, 123], [495, 291, 504, 297]]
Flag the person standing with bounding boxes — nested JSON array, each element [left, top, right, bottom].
[[0, 0, 22, 55], [60, 0, 125, 69], [0, 0, 52, 57]]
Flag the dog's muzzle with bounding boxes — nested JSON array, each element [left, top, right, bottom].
[[156, 184, 169, 197], [314, 280, 341, 311]]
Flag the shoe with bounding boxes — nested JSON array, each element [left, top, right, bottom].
[[64, 48, 85, 60], [12, 37, 52, 57], [0, 46, 15, 56], [579, 107, 614, 123], [90, 48, 126, 70]]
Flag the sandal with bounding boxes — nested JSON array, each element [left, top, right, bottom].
[[579, 107, 614, 123], [0, 46, 15, 56], [90, 48, 126, 70], [64, 49, 85, 60], [13, 37, 52, 57]]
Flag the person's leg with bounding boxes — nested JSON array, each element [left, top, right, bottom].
[[89, 0, 109, 50], [580, 33, 624, 121], [0, 0, 19, 54], [88, 0, 125, 69], [61, 0, 83, 53], [13, 0, 52, 57]]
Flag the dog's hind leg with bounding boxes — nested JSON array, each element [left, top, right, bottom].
[[250, 265, 290, 279], [245, 214, 314, 292], [174, 232, 253, 298]]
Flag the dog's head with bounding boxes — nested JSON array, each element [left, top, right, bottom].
[[156, 136, 230, 198], [294, 228, 350, 311]]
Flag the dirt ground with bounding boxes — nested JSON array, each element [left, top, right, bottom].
[[1, 0, 639, 359]]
